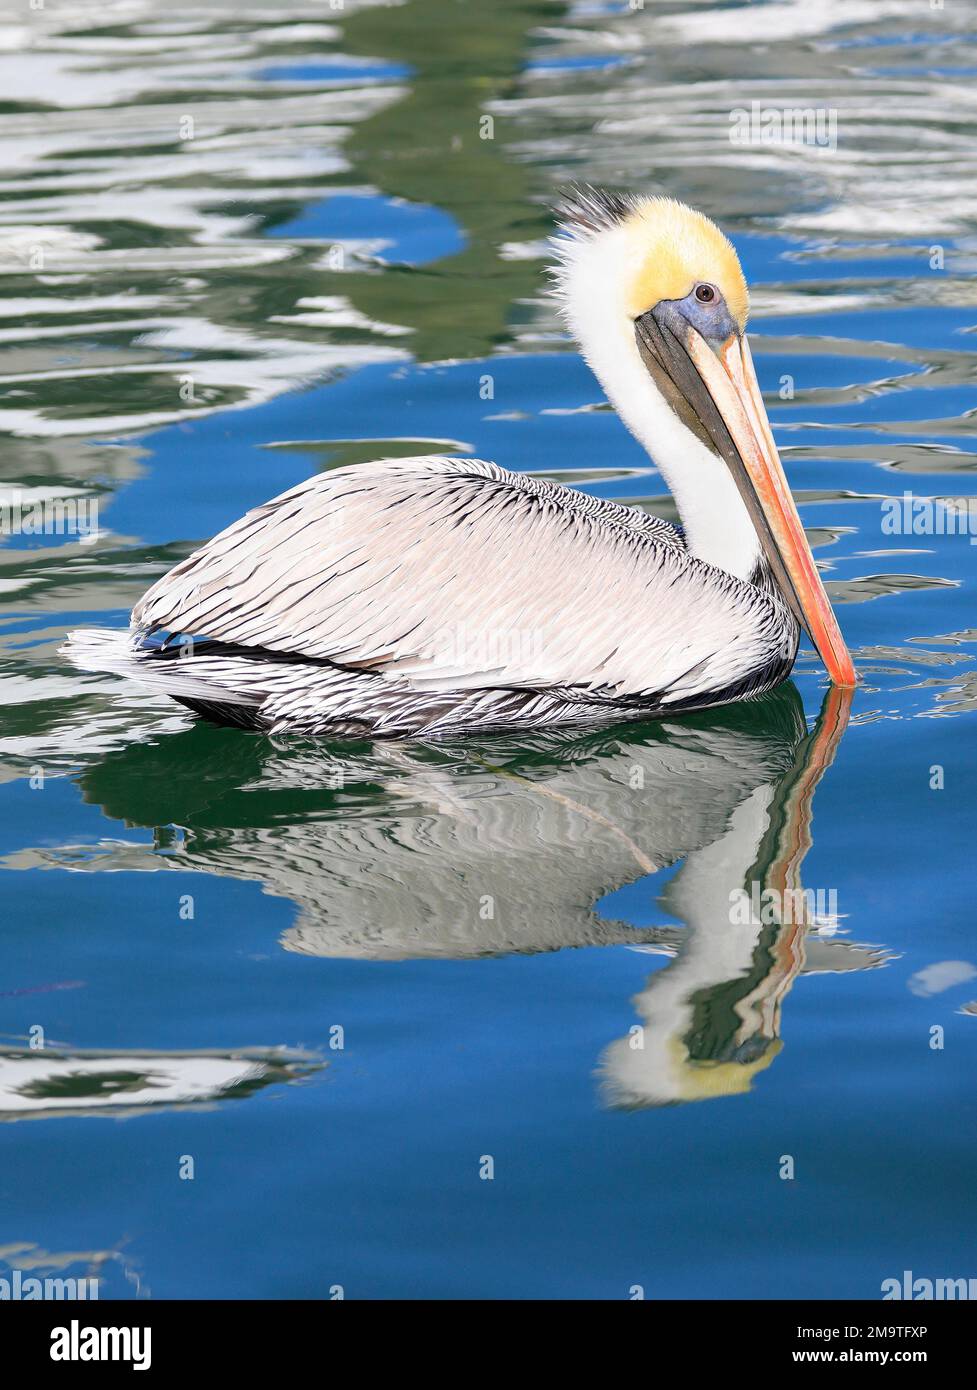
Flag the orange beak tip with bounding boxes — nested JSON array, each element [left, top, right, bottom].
[[820, 645, 857, 688]]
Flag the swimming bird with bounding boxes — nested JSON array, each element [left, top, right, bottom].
[[64, 188, 856, 738]]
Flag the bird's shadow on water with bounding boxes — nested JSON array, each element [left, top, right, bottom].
[[36, 681, 889, 1109]]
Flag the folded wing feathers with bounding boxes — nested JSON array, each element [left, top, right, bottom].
[[131, 456, 784, 704]]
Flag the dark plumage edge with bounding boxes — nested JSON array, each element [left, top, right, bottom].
[[553, 183, 641, 239]]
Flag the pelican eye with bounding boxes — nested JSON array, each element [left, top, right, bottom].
[[694, 283, 717, 304]]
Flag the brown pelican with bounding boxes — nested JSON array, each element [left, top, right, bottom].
[[64, 189, 856, 737]]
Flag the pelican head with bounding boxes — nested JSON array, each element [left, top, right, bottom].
[[552, 187, 856, 688]]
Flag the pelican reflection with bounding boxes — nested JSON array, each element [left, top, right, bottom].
[[5, 685, 886, 1107]]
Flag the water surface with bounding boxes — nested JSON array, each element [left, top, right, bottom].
[[1, 0, 976, 1300]]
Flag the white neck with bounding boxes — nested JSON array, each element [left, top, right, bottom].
[[557, 225, 762, 581]]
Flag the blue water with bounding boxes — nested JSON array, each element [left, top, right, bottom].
[[267, 192, 464, 264], [256, 61, 412, 83], [1, 0, 976, 1301]]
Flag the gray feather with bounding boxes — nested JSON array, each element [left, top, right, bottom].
[[64, 456, 797, 736]]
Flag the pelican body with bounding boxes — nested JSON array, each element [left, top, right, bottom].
[[65, 189, 856, 738]]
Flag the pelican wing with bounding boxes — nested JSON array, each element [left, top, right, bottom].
[[132, 456, 785, 704]]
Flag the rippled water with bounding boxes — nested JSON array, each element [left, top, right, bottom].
[[1, 0, 976, 1299]]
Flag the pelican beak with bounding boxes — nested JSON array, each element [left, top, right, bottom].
[[636, 309, 857, 688]]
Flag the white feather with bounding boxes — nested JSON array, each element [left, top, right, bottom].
[[550, 202, 763, 581]]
